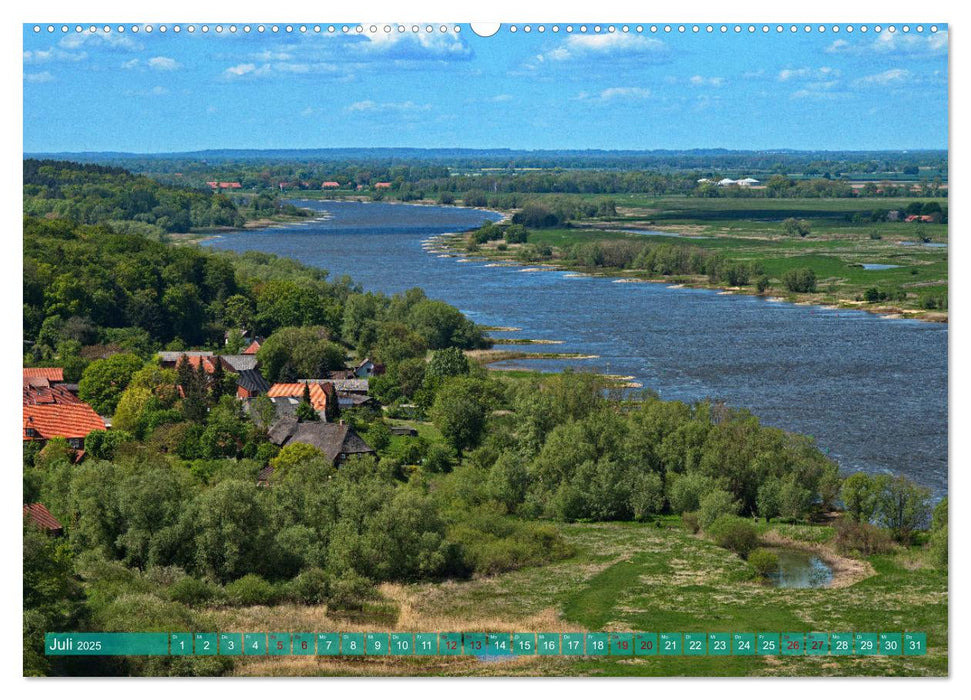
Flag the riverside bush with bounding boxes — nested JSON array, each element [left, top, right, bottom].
[[167, 576, 222, 607], [748, 548, 779, 577], [833, 518, 895, 557], [706, 515, 759, 558], [224, 574, 281, 606]]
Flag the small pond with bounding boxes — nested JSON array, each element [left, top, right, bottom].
[[898, 241, 948, 248], [767, 548, 834, 589], [860, 263, 902, 270]]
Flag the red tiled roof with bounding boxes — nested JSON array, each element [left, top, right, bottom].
[[322, 181, 340, 188], [23, 367, 64, 382], [374, 182, 392, 188], [206, 181, 219, 188], [23, 403, 106, 440], [24, 380, 81, 406], [24, 503, 63, 532], [242, 340, 261, 355], [267, 382, 335, 412], [177, 355, 218, 373], [218, 182, 242, 189]]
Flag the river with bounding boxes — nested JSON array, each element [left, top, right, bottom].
[[205, 199, 948, 496]]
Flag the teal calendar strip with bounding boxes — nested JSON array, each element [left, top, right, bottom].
[[46, 631, 928, 657]]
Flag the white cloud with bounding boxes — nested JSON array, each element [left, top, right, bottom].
[[854, 69, 911, 86], [535, 33, 667, 65], [345, 100, 432, 114], [790, 81, 840, 100], [124, 85, 170, 97], [223, 63, 271, 78], [252, 50, 294, 62], [689, 75, 724, 87], [826, 30, 947, 58], [206, 105, 218, 114], [24, 71, 54, 83], [24, 47, 87, 63], [23, 49, 53, 63], [359, 31, 472, 60], [779, 66, 837, 82], [59, 31, 138, 51], [147, 56, 180, 71], [489, 94, 513, 102], [578, 86, 652, 103]]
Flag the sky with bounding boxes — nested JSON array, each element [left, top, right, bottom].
[[22, 23, 949, 153]]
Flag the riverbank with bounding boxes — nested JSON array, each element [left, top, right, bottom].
[[436, 229, 948, 324]]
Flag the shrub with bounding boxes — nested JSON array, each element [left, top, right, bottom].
[[224, 574, 281, 606], [698, 489, 740, 529], [286, 568, 331, 605], [748, 548, 779, 577], [682, 511, 701, 534], [92, 593, 195, 632], [833, 518, 895, 557], [327, 570, 376, 612], [667, 472, 717, 514], [706, 515, 759, 558], [167, 576, 222, 607], [928, 524, 947, 570], [782, 267, 817, 293]]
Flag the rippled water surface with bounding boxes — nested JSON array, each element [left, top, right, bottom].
[[206, 200, 948, 495]]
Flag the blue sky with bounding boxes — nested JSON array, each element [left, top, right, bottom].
[[22, 24, 948, 152]]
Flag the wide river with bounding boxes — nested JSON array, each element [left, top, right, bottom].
[[206, 200, 948, 496]]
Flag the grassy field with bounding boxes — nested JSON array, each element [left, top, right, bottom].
[[453, 195, 948, 320], [213, 518, 946, 677]]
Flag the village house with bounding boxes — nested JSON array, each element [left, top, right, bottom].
[[242, 339, 262, 355], [157, 350, 215, 369], [321, 181, 340, 189], [224, 328, 253, 347], [267, 381, 339, 420], [267, 416, 375, 465], [159, 351, 270, 399], [301, 377, 372, 410], [23, 368, 79, 406], [235, 369, 271, 399], [23, 367, 104, 453], [354, 358, 385, 378], [23, 503, 64, 537], [23, 402, 106, 451]]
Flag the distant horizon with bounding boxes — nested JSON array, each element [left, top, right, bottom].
[[24, 146, 949, 157]]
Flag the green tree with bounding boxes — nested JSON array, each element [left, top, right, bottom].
[[426, 346, 471, 381], [257, 327, 346, 382], [783, 218, 812, 237], [782, 267, 817, 293], [270, 443, 329, 476], [295, 383, 320, 422], [840, 472, 880, 523], [874, 475, 931, 544], [78, 353, 144, 415], [430, 378, 489, 453], [23, 523, 85, 676], [698, 489, 740, 529], [188, 479, 272, 583]]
